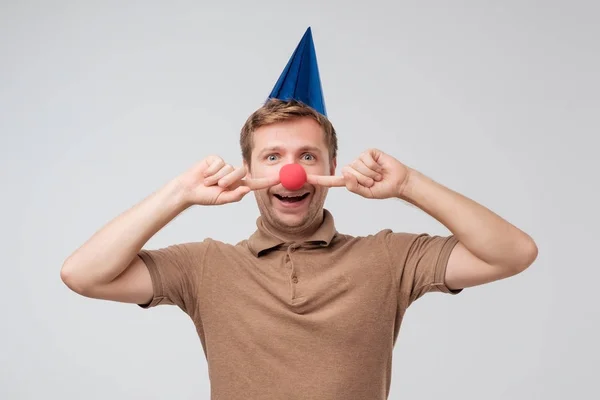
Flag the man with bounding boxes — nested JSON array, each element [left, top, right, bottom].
[[61, 28, 537, 399]]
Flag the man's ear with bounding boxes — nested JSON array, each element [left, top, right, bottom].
[[330, 157, 337, 175]]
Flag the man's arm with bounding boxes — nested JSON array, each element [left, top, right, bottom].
[[309, 148, 538, 291], [60, 156, 267, 304], [60, 178, 189, 304], [400, 169, 538, 291]]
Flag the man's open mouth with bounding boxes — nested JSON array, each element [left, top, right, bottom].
[[273, 193, 310, 203]]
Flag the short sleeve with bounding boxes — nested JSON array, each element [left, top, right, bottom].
[[137, 240, 210, 315], [381, 230, 461, 309]]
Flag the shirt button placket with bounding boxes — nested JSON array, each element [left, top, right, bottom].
[[288, 244, 299, 291]]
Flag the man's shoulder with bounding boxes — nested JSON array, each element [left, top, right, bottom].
[[328, 229, 384, 251], [332, 228, 411, 243], [160, 237, 249, 254], [330, 228, 431, 252], [194, 237, 253, 253], [201, 237, 259, 259]]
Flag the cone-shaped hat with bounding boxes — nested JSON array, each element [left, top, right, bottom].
[[268, 27, 326, 116]]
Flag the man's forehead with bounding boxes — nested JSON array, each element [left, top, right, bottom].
[[254, 122, 326, 148], [256, 117, 322, 135]]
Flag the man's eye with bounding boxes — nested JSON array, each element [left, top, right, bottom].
[[267, 154, 278, 161], [302, 154, 315, 161]]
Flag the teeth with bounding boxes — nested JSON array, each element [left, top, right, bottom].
[[275, 193, 308, 199]]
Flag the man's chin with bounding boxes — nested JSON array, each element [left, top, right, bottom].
[[258, 193, 323, 232], [271, 210, 308, 228]]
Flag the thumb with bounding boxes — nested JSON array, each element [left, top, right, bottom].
[[343, 171, 359, 192], [216, 185, 252, 204], [343, 171, 372, 198], [367, 148, 384, 162]]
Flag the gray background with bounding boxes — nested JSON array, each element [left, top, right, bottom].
[[2, 1, 598, 399]]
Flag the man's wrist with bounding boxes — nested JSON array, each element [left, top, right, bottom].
[[397, 167, 422, 202], [162, 177, 193, 213]]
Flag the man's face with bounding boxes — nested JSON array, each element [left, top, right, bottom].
[[245, 117, 336, 235]]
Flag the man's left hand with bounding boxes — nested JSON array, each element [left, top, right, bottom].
[[308, 148, 412, 199]]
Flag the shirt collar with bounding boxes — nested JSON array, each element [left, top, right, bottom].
[[247, 209, 337, 257]]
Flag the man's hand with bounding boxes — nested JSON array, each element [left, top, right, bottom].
[[307, 148, 411, 199], [176, 155, 279, 206], [61, 154, 280, 305]]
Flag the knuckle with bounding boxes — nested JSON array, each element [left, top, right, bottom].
[[218, 180, 230, 188], [206, 154, 222, 163]]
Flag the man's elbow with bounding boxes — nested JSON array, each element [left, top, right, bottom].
[[60, 260, 90, 296], [512, 236, 539, 274]]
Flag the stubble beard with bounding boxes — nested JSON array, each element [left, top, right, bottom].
[[254, 190, 327, 239]]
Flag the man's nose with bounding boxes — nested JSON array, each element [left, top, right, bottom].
[[285, 154, 299, 164]]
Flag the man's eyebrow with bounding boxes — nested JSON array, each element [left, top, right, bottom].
[[259, 145, 324, 155], [259, 146, 283, 154], [300, 145, 324, 153]]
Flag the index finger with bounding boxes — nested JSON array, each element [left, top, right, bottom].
[[307, 174, 346, 187], [241, 175, 280, 190]]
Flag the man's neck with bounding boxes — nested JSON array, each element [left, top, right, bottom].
[[262, 212, 325, 243]]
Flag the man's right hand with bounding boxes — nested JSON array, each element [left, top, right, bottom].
[[175, 155, 279, 206]]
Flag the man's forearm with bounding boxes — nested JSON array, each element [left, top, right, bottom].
[[400, 169, 538, 271], [61, 178, 189, 289]]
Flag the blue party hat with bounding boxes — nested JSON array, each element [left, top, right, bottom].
[[268, 27, 327, 116]]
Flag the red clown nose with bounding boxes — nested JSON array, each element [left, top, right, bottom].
[[279, 163, 307, 191]]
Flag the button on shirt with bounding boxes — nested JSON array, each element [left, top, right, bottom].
[[138, 209, 461, 400]]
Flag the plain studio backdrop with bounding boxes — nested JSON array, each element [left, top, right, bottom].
[[1, 1, 598, 399]]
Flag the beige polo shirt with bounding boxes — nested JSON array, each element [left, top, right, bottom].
[[138, 209, 461, 399]]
